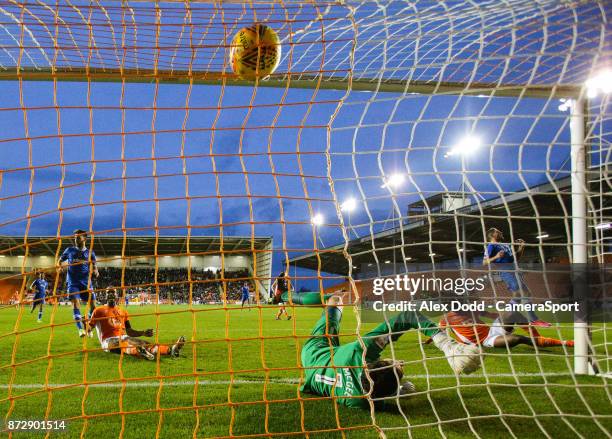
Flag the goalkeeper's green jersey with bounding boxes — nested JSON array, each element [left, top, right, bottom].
[[300, 307, 439, 409], [300, 308, 368, 408]]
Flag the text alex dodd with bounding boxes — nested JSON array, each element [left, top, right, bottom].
[[371, 300, 580, 313]]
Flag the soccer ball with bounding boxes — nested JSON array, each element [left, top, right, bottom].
[[230, 24, 281, 80]]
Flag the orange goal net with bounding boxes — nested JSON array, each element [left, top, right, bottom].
[[0, 1, 610, 438]]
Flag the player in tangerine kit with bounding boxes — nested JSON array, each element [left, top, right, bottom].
[[88, 288, 185, 360], [438, 309, 573, 349]]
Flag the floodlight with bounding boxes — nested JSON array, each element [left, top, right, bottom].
[[340, 197, 357, 212], [381, 173, 405, 189], [311, 214, 324, 226], [585, 69, 612, 98], [445, 136, 481, 158]]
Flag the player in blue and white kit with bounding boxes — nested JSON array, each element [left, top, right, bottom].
[[59, 229, 99, 337], [483, 228, 550, 327], [240, 282, 251, 309], [29, 271, 48, 323]]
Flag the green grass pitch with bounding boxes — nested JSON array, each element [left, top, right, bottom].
[[0, 304, 609, 438]]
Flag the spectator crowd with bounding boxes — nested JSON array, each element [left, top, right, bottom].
[[94, 267, 255, 304]]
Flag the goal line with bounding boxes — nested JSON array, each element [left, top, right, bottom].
[[1, 372, 588, 390]]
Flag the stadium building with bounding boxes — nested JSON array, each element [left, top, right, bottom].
[[290, 171, 611, 302], [0, 235, 273, 304]]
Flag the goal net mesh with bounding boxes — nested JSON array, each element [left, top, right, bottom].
[[0, 0, 610, 437]]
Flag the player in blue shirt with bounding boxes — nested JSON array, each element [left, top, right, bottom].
[[240, 282, 251, 309], [29, 271, 48, 323], [483, 228, 550, 327], [59, 229, 99, 337]]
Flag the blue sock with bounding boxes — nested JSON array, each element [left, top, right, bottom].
[[527, 311, 538, 321], [38, 309, 43, 320], [519, 297, 539, 321], [73, 309, 83, 330], [525, 304, 539, 321]]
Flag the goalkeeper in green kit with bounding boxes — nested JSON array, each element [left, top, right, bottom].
[[298, 294, 483, 408]]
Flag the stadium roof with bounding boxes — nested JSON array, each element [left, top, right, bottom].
[[0, 235, 272, 258], [289, 170, 611, 276]]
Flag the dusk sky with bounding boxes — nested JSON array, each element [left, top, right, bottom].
[[0, 80, 577, 288]]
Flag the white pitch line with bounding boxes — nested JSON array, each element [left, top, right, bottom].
[[1, 379, 300, 389], [0, 372, 595, 389]]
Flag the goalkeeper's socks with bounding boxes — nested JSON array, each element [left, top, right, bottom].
[[73, 309, 83, 330], [536, 337, 566, 347]]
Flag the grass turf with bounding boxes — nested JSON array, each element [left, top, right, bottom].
[[0, 303, 609, 438]]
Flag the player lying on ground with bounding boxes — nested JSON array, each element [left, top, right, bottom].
[[437, 309, 573, 348], [483, 227, 550, 327], [58, 229, 98, 337], [29, 271, 48, 323], [270, 271, 291, 320], [88, 288, 185, 360], [300, 295, 482, 408]]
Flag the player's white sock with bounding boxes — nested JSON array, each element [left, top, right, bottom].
[[432, 332, 482, 375]]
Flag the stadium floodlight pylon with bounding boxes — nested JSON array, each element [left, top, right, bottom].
[[0, 0, 610, 437]]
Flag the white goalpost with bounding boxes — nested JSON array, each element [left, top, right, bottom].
[[569, 97, 590, 375]]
